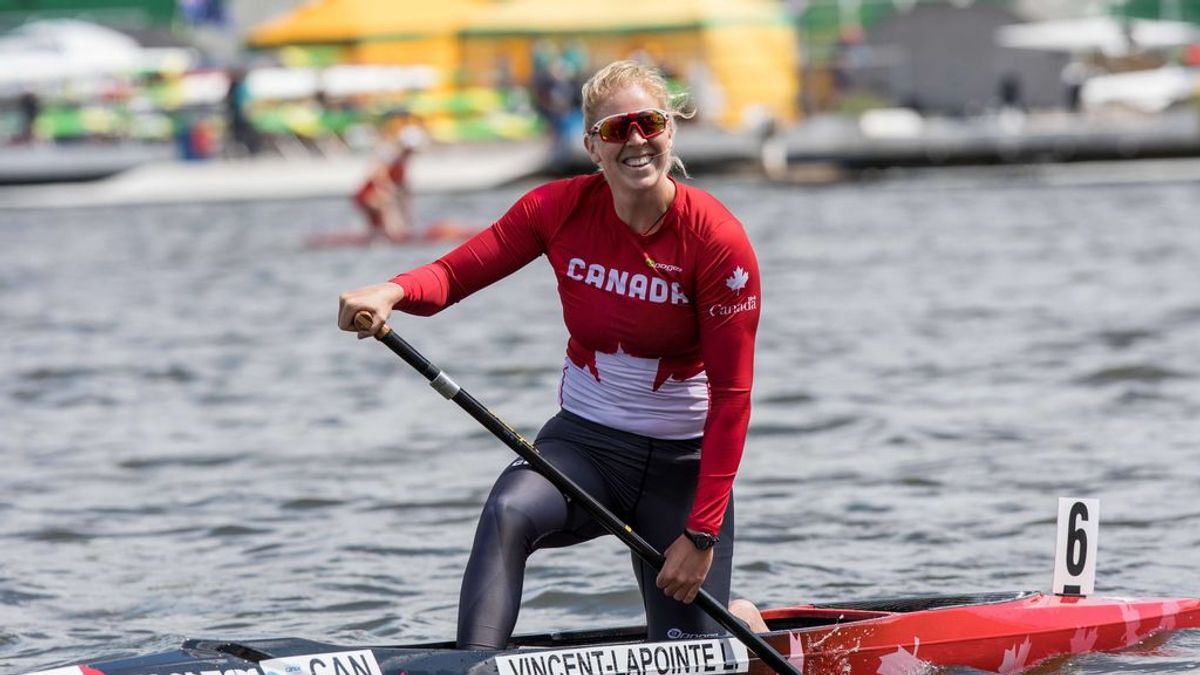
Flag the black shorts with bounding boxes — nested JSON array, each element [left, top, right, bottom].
[[456, 410, 735, 648]]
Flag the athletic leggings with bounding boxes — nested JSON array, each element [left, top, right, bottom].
[[457, 410, 735, 649]]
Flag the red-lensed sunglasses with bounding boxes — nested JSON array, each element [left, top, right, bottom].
[[588, 108, 670, 143]]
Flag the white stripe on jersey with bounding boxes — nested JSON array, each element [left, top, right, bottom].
[[559, 348, 708, 439]]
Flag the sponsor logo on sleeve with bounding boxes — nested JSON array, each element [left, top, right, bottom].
[[706, 267, 756, 318], [707, 295, 757, 318], [260, 650, 382, 675], [493, 637, 749, 675]]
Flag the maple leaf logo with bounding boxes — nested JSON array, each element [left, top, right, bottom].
[[1159, 601, 1181, 632], [1069, 627, 1099, 653], [726, 266, 749, 294], [788, 632, 805, 671], [998, 637, 1032, 674], [876, 637, 924, 675], [1120, 603, 1144, 646]]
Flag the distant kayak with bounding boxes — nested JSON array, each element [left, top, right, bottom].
[[305, 220, 479, 249]]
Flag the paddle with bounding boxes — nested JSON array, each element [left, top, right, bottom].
[[353, 313, 801, 675]]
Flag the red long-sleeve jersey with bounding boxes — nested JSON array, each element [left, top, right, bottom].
[[390, 174, 760, 535]]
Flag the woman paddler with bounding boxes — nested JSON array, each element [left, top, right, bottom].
[[338, 59, 762, 648]]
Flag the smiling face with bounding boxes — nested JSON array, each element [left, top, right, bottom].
[[584, 85, 674, 197]]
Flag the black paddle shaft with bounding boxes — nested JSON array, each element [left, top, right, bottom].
[[355, 314, 800, 675]]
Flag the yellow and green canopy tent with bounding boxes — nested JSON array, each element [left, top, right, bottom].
[[459, 0, 800, 128], [461, 0, 790, 35], [247, 0, 481, 79]]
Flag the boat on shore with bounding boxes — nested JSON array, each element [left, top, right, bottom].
[[22, 590, 1200, 675]]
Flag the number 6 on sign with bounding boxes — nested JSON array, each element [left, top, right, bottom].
[[1053, 497, 1099, 596]]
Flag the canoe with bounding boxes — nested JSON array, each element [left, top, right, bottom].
[[22, 590, 1200, 675]]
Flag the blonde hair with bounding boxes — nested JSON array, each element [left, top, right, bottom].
[[581, 60, 693, 176]]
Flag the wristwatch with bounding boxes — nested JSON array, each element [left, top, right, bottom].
[[684, 530, 719, 551]]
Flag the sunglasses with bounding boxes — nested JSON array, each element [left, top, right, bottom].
[[588, 108, 671, 143]]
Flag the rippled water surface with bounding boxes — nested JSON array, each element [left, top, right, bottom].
[[2, 172, 1199, 674]]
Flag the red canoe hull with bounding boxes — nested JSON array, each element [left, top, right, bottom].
[[757, 592, 1200, 674]]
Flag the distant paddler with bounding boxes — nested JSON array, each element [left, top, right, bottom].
[[351, 108, 425, 243], [338, 60, 762, 650], [307, 110, 476, 249]]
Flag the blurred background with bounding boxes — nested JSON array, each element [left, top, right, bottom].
[[1, 0, 1199, 193], [3, 2, 1200, 674]]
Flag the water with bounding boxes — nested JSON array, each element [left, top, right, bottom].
[[2, 171, 1199, 674]]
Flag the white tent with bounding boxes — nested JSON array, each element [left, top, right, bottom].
[[0, 19, 195, 90], [168, 65, 439, 107], [242, 65, 439, 102], [996, 16, 1200, 57]]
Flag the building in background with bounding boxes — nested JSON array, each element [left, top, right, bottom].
[[790, 0, 1199, 113], [855, 3, 1069, 114]]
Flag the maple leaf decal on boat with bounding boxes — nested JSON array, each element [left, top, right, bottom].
[[876, 636, 925, 675], [726, 266, 749, 294], [1070, 627, 1099, 653], [787, 632, 805, 671], [1159, 601, 1182, 632], [1120, 603, 1145, 646], [998, 637, 1032, 674]]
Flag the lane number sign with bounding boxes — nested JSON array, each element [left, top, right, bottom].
[[1053, 497, 1099, 596]]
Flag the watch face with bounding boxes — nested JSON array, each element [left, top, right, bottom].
[[689, 532, 716, 550]]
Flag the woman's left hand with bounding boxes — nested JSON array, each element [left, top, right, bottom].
[[656, 534, 714, 603]]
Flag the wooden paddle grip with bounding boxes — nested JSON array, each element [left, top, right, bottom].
[[354, 311, 391, 338]]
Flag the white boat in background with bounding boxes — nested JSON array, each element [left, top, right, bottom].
[[995, 16, 1200, 57], [1081, 66, 1200, 114], [0, 139, 553, 210], [0, 142, 175, 184]]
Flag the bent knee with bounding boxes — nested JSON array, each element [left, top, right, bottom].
[[484, 492, 536, 529], [480, 488, 565, 549]]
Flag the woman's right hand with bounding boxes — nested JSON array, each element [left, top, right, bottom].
[[338, 282, 406, 339]]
